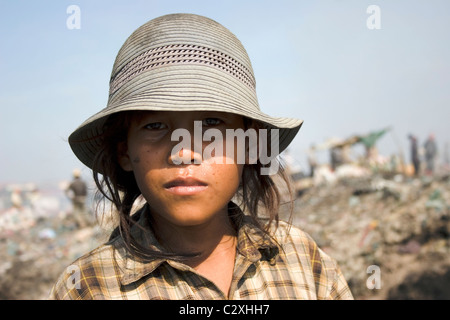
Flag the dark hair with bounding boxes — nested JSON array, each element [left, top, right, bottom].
[[92, 111, 294, 261]]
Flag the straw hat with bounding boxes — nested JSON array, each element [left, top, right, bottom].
[[69, 13, 303, 170]]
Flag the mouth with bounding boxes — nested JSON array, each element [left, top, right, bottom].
[[163, 177, 208, 195]]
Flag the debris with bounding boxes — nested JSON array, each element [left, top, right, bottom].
[[398, 239, 421, 254], [38, 228, 56, 240], [358, 220, 378, 248], [1, 170, 449, 300], [280, 171, 450, 299], [0, 182, 105, 299]]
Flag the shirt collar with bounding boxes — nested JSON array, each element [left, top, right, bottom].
[[113, 203, 280, 286]]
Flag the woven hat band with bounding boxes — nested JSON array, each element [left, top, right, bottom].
[[110, 44, 255, 96]]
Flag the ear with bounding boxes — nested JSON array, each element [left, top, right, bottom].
[[117, 142, 133, 172]]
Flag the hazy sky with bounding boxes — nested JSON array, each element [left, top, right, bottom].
[[1, 0, 449, 184]]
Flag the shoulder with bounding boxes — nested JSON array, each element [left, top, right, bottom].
[[48, 237, 123, 300], [272, 220, 322, 255], [272, 221, 353, 300], [269, 220, 338, 271]]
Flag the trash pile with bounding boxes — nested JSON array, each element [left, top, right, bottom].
[[0, 184, 107, 300], [0, 220, 105, 299], [1, 166, 449, 300], [281, 168, 450, 299]]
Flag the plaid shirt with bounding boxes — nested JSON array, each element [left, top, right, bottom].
[[49, 205, 353, 300]]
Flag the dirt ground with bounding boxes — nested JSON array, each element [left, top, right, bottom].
[[1, 172, 449, 300], [0, 222, 106, 299], [281, 172, 450, 299]]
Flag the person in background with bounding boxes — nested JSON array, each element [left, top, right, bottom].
[[307, 144, 318, 177], [10, 188, 23, 209], [66, 169, 89, 228], [408, 134, 420, 176], [424, 134, 438, 175]]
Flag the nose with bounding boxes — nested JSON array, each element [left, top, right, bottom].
[[168, 146, 202, 165], [168, 121, 203, 165]]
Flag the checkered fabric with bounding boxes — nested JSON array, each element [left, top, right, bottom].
[[49, 206, 353, 300]]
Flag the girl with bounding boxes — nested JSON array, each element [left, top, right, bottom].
[[50, 13, 353, 300]]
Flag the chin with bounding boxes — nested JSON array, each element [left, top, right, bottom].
[[148, 198, 230, 227], [167, 212, 216, 227], [167, 203, 227, 226]]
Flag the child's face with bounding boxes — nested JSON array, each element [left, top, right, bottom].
[[119, 111, 246, 228]]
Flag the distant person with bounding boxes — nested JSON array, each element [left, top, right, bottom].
[[444, 142, 450, 170], [330, 147, 344, 171], [424, 134, 438, 175], [10, 188, 23, 209], [408, 134, 420, 176], [66, 169, 89, 228], [307, 144, 318, 177]]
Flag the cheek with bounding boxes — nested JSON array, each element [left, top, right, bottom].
[[208, 163, 243, 192], [128, 147, 165, 184], [129, 146, 162, 168]]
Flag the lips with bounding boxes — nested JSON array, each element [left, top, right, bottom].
[[163, 177, 208, 195]]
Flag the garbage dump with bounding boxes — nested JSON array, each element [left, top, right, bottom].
[[1, 164, 449, 299], [280, 168, 450, 299], [281, 130, 450, 299], [0, 183, 108, 300]]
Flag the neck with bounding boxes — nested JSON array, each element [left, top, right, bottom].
[[149, 205, 238, 296], [150, 206, 237, 265]]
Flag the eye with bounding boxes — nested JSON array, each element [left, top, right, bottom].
[[144, 122, 167, 130], [202, 118, 222, 126]]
